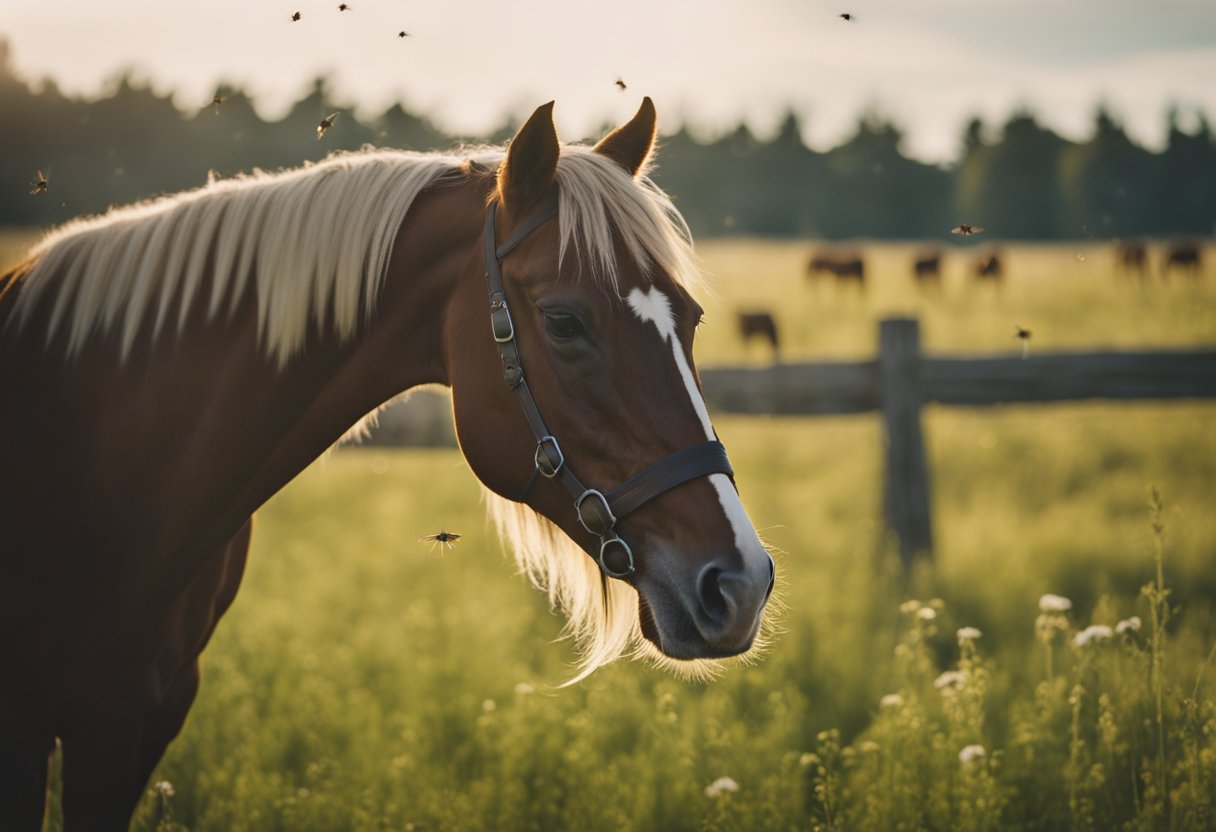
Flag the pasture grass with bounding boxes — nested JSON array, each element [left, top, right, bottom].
[[11, 228, 1213, 829], [696, 239, 1216, 361], [106, 400, 1213, 832]]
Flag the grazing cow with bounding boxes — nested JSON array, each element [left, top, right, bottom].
[[736, 311, 780, 362], [975, 249, 1003, 283], [1114, 240, 1148, 279], [1164, 241, 1203, 277], [912, 249, 942, 288], [807, 250, 865, 289]]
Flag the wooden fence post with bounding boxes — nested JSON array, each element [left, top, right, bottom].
[[878, 318, 933, 565]]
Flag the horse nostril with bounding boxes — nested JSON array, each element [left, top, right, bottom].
[[764, 554, 776, 601], [696, 565, 729, 623]]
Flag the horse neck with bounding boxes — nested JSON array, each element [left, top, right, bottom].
[[165, 183, 487, 546], [4, 180, 487, 593]]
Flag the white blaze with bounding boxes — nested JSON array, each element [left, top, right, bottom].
[[627, 287, 762, 554]]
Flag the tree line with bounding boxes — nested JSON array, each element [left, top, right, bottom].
[[2, 40, 1213, 240]]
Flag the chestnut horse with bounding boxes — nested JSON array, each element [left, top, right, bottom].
[[807, 249, 865, 289], [736, 310, 780, 361], [975, 248, 1004, 283], [912, 249, 942, 289], [0, 99, 774, 830]]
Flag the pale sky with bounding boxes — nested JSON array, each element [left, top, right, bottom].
[[2, 0, 1215, 162]]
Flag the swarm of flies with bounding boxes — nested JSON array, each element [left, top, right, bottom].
[[615, 78, 627, 92], [30, 170, 48, 196], [291, 11, 301, 21], [420, 530, 462, 554], [316, 112, 339, 140], [839, 13, 853, 22], [338, 3, 351, 10], [952, 224, 984, 236]]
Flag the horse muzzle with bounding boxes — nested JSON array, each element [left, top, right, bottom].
[[637, 551, 775, 660]]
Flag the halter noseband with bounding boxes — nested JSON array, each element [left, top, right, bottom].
[[483, 197, 736, 580]]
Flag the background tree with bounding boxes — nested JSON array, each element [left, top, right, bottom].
[[1155, 106, 1216, 236], [1, 37, 1213, 241], [818, 113, 950, 239], [956, 110, 1069, 239], [1059, 106, 1158, 239]]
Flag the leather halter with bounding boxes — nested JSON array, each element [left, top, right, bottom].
[[483, 197, 736, 580]]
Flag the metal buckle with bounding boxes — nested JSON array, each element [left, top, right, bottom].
[[575, 489, 616, 537], [598, 532, 635, 578], [490, 298, 515, 343], [534, 436, 564, 478]]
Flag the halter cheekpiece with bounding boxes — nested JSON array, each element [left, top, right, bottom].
[[482, 196, 736, 580]]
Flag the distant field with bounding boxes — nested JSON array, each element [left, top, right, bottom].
[[7, 224, 1214, 829], [694, 238, 1215, 362]]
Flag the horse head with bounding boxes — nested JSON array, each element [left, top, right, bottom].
[[446, 100, 775, 680]]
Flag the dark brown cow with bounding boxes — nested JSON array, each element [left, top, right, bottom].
[[913, 249, 942, 288], [975, 249, 1003, 283], [807, 250, 865, 289], [736, 311, 780, 361], [1114, 240, 1149, 278], [1164, 241, 1203, 277]]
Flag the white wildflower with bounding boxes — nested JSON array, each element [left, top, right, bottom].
[[1116, 616, 1142, 635], [799, 752, 818, 767], [1039, 594, 1073, 613], [155, 780, 175, 797], [514, 682, 535, 695], [859, 741, 880, 754], [899, 599, 921, 614], [704, 776, 740, 797], [957, 626, 983, 643], [916, 607, 937, 621], [880, 693, 904, 708], [482, 699, 497, 712], [934, 670, 967, 691], [1074, 625, 1114, 647], [959, 744, 986, 764]]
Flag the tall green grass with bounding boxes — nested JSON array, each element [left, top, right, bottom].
[[106, 400, 1214, 831]]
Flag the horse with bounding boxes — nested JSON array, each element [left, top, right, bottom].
[[912, 249, 942, 289], [0, 98, 775, 831], [736, 311, 780, 362], [1163, 241, 1203, 277], [807, 249, 865, 289], [974, 249, 1003, 283], [1114, 240, 1148, 279]]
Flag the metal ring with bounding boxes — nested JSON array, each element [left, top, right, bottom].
[[534, 435, 564, 478], [575, 489, 616, 537], [598, 533, 635, 578], [490, 301, 515, 343]]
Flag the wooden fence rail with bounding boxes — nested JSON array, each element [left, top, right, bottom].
[[699, 317, 1216, 564]]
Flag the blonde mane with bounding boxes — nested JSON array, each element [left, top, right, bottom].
[[10, 140, 731, 681], [10, 144, 700, 365]]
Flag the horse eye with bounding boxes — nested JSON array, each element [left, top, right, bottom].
[[543, 312, 586, 342]]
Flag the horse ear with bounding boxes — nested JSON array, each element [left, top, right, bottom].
[[594, 97, 657, 177], [497, 101, 559, 210]]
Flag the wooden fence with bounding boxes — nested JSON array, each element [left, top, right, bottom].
[[699, 318, 1216, 563]]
